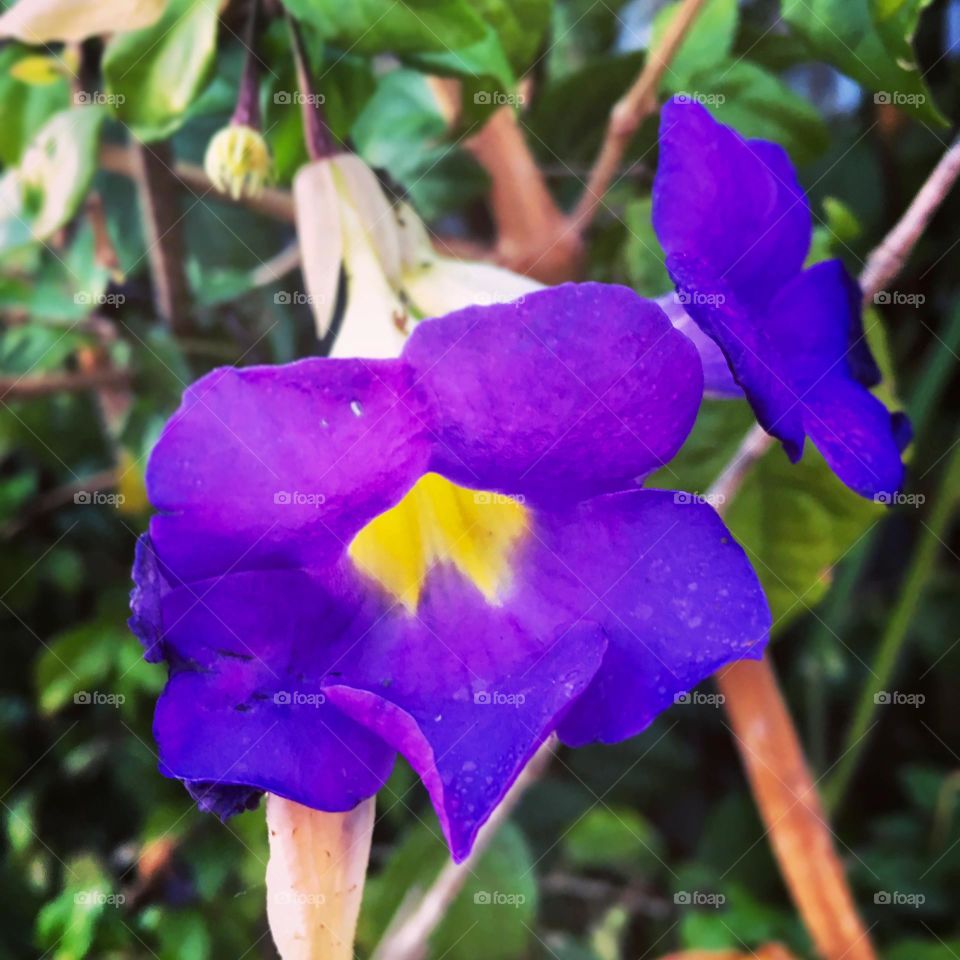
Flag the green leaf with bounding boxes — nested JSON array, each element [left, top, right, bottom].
[[726, 444, 884, 631], [351, 70, 488, 219], [35, 855, 116, 960], [671, 60, 828, 164], [284, 0, 516, 100], [284, 0, 493, 52], [651, 0, 738, 87], [621, 197, 670, 297], [34, 615, 136, 715], [103, 0, 220, 141], [564, 806, 664, 873], [809, 196, 863, 263], [0, 105, 105, 254], [467, 0, 554, 73], [359, 821, 537, 960], [0, 44, 71, 166], [782, 0, 946, 126], [887, 940, 960, 960]]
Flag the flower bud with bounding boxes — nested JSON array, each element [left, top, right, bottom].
[[203, 124, 271, 201]]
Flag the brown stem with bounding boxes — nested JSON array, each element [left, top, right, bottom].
[[232, 0, 262, 129], [286, 12, 336, 161], [467, 107, 582, 282], [429, 78, 580, 284], [130, 140, 192, 335], [0, 370, 132, 401], [101, 143, 296, 221], [716, 660, 875, 960], [859, 137, 960, 302], [570, 0, 708, 232]]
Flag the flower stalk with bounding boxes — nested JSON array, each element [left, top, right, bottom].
[[286, 12, 335, 161], [266, 794, 376, 960]]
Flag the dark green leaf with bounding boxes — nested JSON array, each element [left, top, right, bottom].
[[103, 0, 220, 141], [782, 0, 947, 126]]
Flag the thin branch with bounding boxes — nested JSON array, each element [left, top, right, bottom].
[[372, 738, 556, 960], [706, 423, 773, 506], [716, 659, 877, 960], [859, 137, 960, 302], [130, 140, 192, 335], [0, 370, 132, 402], [429, 79, 580, 283], [570, 0, 708, 232], [102, 143, 296, 220]]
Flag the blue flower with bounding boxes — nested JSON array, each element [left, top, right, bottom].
[[652, 98, 908, 499], [131, 283, 770, 860]]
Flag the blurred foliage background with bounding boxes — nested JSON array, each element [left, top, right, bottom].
[[1, 0, 959, 957]]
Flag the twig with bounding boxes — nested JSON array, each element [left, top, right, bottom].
[[130, 140, 192, 334], [2, 468, 118, 538], [716, 660, 876, 960], [372, 738, 556, 960], [706, 423, 774, 506], [570, 0, 709, 232], [428, 79, 580, 283], [859, 137, 960, 301], [0, 370, 132, 401]]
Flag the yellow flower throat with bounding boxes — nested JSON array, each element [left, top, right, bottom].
[[348, 473, 528, 611]]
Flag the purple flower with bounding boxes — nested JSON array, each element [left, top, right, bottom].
[[130, 283, 770, 861], [652, 98, 908, 499]]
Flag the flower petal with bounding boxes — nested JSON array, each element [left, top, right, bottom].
[[653, 98, 810, 307], [152, 569, 397, 811], [551, 491, 770, 746], [803, 377, 905, 499], [404, 282, 704, 500], [147, 358, 432, 583], [656, 293, 741, 397]]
